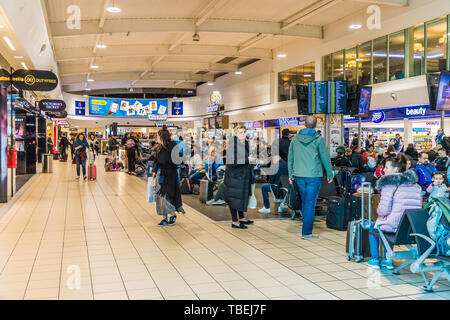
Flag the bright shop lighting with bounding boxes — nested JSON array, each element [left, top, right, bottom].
[[349, 24, 362, 29], [277, 53, 287, 58], [20, 62, 28, 70], [3, 37, 16, 51]]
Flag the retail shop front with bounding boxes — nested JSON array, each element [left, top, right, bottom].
[[344, 105, 448, 151]]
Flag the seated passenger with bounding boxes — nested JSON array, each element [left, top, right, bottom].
[[368, 154, 422, 269], [434, 148, 450, 172], [363, 144, 377, 172], [206, 166, 226, 206], [415, 152, 438, 190], [334, 146, 352, 167], [426, 172, 450, 201]]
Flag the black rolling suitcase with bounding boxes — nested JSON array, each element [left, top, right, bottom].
[[345, 182, 372, 262], [326, 196, 351, 231]]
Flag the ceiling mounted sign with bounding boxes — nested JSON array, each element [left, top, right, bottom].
[[12, 69, 58, 92], [0, 69, 10, 87], [46, 110, 67, 119], [39, 99, 66, 112]]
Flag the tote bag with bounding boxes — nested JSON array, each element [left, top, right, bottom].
[[147, 177, 156, 203]]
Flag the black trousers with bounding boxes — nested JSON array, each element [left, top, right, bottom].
[[127, 148, 136, 172], [60, 146, 67, 161], [229, 208, 244, 222], [70, 146, 74, 160]]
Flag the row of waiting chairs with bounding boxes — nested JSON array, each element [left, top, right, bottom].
[[374, 209, 450, 292]]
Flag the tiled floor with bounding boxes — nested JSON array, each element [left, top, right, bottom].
[[0, 158, 448, 300]]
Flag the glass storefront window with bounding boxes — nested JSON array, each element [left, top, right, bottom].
[[373, 36, 387, 83], [389, 31, 405, 81], [323, 55, 332, 81], [426, 18, 447, 73], [357, 41, 372, 85], [278, 62, 315, 102], [344, 47, 357, 84], [413, 24, 425, 76], [332, 51, 344, 81]]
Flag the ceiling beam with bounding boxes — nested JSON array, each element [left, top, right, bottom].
[[282, 0, 342, 30], [349, 0, 409, 6], [58, 61, 236, 75], [55, 44, 273, 61], [239, 34, 273, 53], [61, 72, 215, 84], [49, 19, 323, 39], [195, 0, 230, 26]]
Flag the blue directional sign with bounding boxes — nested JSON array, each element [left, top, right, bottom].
[[172, 101, 183, 116], [75, 101, 86, 115]]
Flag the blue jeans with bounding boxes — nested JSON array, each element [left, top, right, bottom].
[[261, 183, 271, 209], [190, 171, 205, 185], [295, 177, 322, 236], [369, 222, 388, 260], [76, 154, 87, 177]]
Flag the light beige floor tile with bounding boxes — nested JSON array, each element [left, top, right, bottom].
[[94, 291, 128, 300], [229, 288, 268, 300], [190, 282, 224, 294], [331, 289, 372, 300], [197, 291, 234, 300], [317, 280, 354, 291], [258, 286, 296, 299], [127, 288, 163, 300]]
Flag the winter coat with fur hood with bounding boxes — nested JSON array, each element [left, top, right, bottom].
[[375, 169, 422, 233]]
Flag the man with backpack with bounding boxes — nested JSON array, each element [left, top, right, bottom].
[[436, 128, 446, 146], [125, 133, 139, 175]]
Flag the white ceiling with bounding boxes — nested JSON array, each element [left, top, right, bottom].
[[42, 0, 410, 94]]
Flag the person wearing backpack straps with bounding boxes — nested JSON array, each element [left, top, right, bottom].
[[434, 148, 450, 172], [368, 154, 423, 269], [126, 132, 138, 175], [363, 144, 377, 172], [415, 152, 438, 191]]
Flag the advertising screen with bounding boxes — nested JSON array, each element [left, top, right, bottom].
[[436, 70, 450, 111], [358, 87, 372, 116], [15, 122, 25, 139], [327, 81, 347, 114], [89, 97, 168, 119], [308, 81, 328, 114]]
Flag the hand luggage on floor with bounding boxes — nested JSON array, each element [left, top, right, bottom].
[[345, 182, 372, 262], [286, 180, 302, 211], [326, 195, 351, 231], [88, 164, 97, 180], [180, 177, 192, 194], [199, 178, 214, 203]]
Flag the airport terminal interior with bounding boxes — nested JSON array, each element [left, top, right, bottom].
[[0, 0, 449, 301]]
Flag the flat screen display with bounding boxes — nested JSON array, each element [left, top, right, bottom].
[[308, 81, 328, 114], [358, 87, 372, 116], [436, 70, 450, 111], [327, 81, 347, 114], [15, 121, 25, 139]]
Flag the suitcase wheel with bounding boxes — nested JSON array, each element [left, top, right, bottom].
[[346, 255, 351, 261]]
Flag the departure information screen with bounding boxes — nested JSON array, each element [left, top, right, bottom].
[[308, 81, 328, 114], [328, 81, 347, 114]]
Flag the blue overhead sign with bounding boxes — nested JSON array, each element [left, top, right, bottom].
[[75, 101, 85, 115], [172, 101, 183, 116]]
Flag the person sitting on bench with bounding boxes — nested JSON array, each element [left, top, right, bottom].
[[367, 154, 423, 269]]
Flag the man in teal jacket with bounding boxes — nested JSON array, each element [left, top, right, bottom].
[[288, 116, 333, 240]]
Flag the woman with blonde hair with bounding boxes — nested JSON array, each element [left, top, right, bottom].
[[74, 133, 89, 180]]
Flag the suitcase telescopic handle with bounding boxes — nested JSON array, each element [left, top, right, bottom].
[[361, 182, 372, 229]]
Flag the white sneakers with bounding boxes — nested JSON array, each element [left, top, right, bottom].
[[258, 207, 271, 214], [302, 234, 319, 240]]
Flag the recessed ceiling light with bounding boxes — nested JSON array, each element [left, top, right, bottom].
[[3, 37, 16, 51], [349, 24, 362, 29], [304, 74, 312, 77], [356, 58, 364, 61], [0, 25, 4, 29], [14, 55, 23, 59], [187, 90, 193, 93], [277, 53, 287, 58], [173, 96, 178, 100], [235, 71, 242, 75], [90, 65, 99, 69], [82, 94, 88, 97], [96, 44, 107, 49], [20, 62, 28, 70], [106, 6, 121, 13], [207, 82, 214, 86], [85, 88, 91, 91], [87, 78, 94, 82]]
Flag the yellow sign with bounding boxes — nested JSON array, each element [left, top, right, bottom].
[[210, 91, 222, 105], [24, 75, 35, 85]]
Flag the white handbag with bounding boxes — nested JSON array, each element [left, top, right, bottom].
[[248, 184, 257, 209]]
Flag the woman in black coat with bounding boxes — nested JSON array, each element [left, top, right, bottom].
[[222, 125, 254, 229], [152, 128, 185, 226]]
